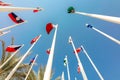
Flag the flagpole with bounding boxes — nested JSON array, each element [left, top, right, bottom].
[[81, 45, 104, 80], [0, 22, 26, 32], [24, 54, 38, 80], [0, 44, 24, 69], [65, 55, 71, 80], [86, 24, 120, 45], [5, 35, 41, 80], [69, 36, 88, 80], [61, 72, 65, 80], [43, 24, 58, 80], [0, 30, 11, 36], [0, 6, 44, 12], [75, 11, 120, 24], [75, 77, 77, 80]]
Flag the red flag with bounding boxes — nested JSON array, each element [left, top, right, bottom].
[[46, 48, 51, 54], [77, 65, 80, 73], [74, 47, 82, 53], [8, 12, 24, 24], [46, 23, 54, 34], [33, 9, 39, 13], [30, 36, 39, 44], [0, 1, 11, 6], [29, 57, 35, 65], [6, 45, 21, 52]]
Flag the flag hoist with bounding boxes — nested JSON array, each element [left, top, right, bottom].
[[5, 35, 41, 80], [67, 6, 120, 24], [68, 36, 88, 80], [24, 54, 38, 80], [81, 45, 104, 80], [86, 24, 120, 45], [43, 23, 58, 80]]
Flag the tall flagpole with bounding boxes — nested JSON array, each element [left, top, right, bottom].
[[75, 11, 120, 24], [61, 72, 65, 80], [75, 77, 77, 80], [5, 35, 41, 80], [24, 54, 38, 80], [81, 45, 104, 80], [43, 24, 58, 80], [65, 55, 71, 80], [0, 6, 44, 12], [86, 24, 120, 45], [69, 36, 88, 80], [0, 44, 24, 69]]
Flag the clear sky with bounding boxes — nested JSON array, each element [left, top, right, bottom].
[[0, 0, 120, 80]]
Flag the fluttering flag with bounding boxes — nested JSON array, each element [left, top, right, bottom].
[[64, 56, 67, 66], [74, 47, 82, 53], [33, 7, 41, 13], [67, 6, 75, 13], [29, 57, 35, 65], [30, 36, 40, 44], [8, 12, 24, 24], [77, 65, 80, 73], [46, 23, 54, 34], [0, 1, 11, 6], [46, 48, 51, 54], [6, 45, 21, 52]]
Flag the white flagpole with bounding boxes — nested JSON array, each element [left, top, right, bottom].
[[43, 24, 58, 80], [75, 11, 120, 24], [86, 24, 120, 45], [81, 45, 104, 80], [0, 30, 11, 36], [61, 71, 65, 80], [0, 6, 44, 12], [65, 55, 71, 80], [69, 36, 88, 80], [24, 54, 38, 80], [0, 22, 26, 32], [5, 35, 41, 80], [0, 44, 24, 69]]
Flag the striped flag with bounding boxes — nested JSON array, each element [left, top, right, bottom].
[[8, 12, 24, 24], [30, 36, 40, 44], [6, 45, 22, 52]]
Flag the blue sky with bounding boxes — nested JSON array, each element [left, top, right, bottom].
[[0, 0, 120, 80]]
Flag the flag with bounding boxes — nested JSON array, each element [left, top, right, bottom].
[[29, 57, 35, 65], [0, 1, 11, 6], [77, 65, 80, 73], [30, 36, 39, 44], [64, 57, 67, 66], [46, 48, 51, 54], [86, 24, 93, 28], [8, 12, 24, 24], [46, 23, 54, 34], [67, 6, 75, 13], [74, 47, 82, 53], [6, 45, 21, 52]]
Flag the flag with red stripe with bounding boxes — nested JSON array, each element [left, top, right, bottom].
[[74, 47, 82, 53], [0, 1, 11, 6], [29, 57, 35, 65], [30, 36, 39, 44], [46, 23, 54, 34], [8, 12, 24, 24], [46, 48, 51, 54], [6, 45, 21, 52]]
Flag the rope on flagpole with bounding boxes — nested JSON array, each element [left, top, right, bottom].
[[69, 36, 88, 80], [81, 45, 104, 80], [0, 44, 24, 69], [24, 54, 38, 80], [86, 24, 120, 45], [43, 24, 58, 80], [5, 34, 41, 80]]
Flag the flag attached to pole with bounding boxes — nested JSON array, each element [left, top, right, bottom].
[[64, 56, 67, 66], [46, 23, 54, 34], [0, 1, 11, 6], [8, 12, 24, 24], [67, 6, 75, 13], [77, 65, 80, 73], [5, 45, 22, 52], [29, 57, 35, 65], [74, 47, 82, 53], [46, 48, 51, 54], [30, 36, 40, 44]]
